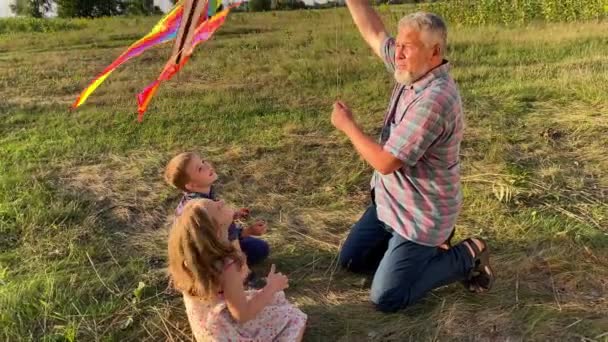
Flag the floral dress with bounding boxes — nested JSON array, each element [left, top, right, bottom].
[[183, 260, 307, 341]]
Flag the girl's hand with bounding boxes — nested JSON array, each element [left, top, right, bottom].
[[234, 207, 250, 220], [265, 264, 289, 293], [243, 220, 267, 237]]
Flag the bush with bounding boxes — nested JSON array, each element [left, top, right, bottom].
[[249, 0, 272, 12], [55, 0, 159, 18], [275, 0, 307, 10], [0, 17, 88, 34], [418, 0, 607, 26]]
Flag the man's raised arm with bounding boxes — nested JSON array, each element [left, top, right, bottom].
[[345, 0, 389, 59]]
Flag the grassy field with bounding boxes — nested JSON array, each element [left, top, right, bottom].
[[1, 6, 607, 341]]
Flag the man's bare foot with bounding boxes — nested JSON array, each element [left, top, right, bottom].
[[438, 229, 455, 251], [438, 242, 450, 251], [463, 238, 484, 257]]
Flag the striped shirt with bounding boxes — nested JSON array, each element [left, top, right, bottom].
[[370, 37, 464, 247]]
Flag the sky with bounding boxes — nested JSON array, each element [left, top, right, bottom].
[[0, 0, 14, 17]]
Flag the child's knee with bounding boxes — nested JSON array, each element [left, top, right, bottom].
[[257, 240, 270, 260], [242, 238, 269, 265]]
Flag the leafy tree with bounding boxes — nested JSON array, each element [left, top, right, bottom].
[[10, 0, 53, 18], [249, 0, 271, 12]]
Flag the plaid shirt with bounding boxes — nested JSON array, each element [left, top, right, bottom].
[[175, 187, 242, 241], [370, 37, 464, 247]]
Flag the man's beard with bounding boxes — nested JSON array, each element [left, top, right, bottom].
[[394, 67, 426, 85]]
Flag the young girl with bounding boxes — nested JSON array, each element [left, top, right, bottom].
[[168, 199, 307, 341]]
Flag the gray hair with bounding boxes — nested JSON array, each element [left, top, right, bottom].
[[399, 12, 447, 55]]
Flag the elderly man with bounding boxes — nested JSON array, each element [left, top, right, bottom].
[[332, 2, 495, 312]]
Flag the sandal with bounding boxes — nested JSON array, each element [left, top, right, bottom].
[[461, 238, 495, 293]]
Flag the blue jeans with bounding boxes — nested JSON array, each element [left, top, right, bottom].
[[240, 237, 270, 266], [339, 204, 474, 312]]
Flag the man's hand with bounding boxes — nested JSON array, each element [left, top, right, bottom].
[[243, 220, 267, 237], [331, 101, 357, 133], [330, 101, 403, 175]]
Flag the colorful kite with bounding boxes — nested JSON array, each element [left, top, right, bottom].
[[72, 0, 244, 122], [136, 6, 234, 121]]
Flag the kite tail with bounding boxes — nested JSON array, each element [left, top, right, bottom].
[[71, 3, 184, 110], [137, 80, 161, 122], [135, 55, 192, 121]]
